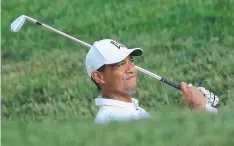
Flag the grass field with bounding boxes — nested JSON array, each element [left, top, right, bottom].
[[2, 108, 234, 146], [1, 0, 234, 145]]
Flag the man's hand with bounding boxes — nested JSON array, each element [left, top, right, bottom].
[[180, 82, 206, 111], [197, 86, 220, 113], [180, 82, 220, 113]]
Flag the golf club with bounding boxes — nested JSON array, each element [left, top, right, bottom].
[[10, 15, 181, 90]]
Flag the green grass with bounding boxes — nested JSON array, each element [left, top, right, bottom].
[[1, 0, 234, 145], [2, 107, 234, 146]]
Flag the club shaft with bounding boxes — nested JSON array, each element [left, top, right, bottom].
[[26, 16, 91, 48], [25, 16, 181, 90], [135, 66, 161, 80], [135, 66, 181, 90]]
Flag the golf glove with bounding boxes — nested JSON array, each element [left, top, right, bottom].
[[197, 87, 221, 113]]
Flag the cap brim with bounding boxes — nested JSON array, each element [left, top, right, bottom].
[[129, 48, 143, 56], [104, 48, 143, 65]]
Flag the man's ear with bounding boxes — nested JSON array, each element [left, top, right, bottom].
[[91, 72, 105, 84]]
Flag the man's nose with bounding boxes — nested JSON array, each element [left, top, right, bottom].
[[125, 61, 136, 73]]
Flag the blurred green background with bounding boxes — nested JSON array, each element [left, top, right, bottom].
[[1, 0, 234, 145]]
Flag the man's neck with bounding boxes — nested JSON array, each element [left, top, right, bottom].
[[101, 90, 132, 103]]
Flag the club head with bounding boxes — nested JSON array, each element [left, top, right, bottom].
[[10, 15, 26, 32]]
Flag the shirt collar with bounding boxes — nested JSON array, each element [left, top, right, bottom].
[[95, 96, 139, 109]]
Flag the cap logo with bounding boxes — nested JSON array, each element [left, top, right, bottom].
[[110, 40, 126, 49]]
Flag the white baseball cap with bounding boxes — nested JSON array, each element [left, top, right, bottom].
[[85, 39, 143, 77]]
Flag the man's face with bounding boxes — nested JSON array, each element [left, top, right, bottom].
[[101, 56, 137, 94]]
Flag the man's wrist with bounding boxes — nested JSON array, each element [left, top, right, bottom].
[[190, 104, 205, 112]]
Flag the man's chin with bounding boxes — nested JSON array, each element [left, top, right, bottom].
[[128, 90, 136, 95], [124, 83, 137, 95], [126, 87, 137, 95]]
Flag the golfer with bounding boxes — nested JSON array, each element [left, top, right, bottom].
[[85, 39, 220, 124]]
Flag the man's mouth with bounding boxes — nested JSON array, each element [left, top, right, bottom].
[[126, 76, 136, 80]]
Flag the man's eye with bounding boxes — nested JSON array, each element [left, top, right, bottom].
[[130, 58, 135, 63], [116, 61, 125, 67]]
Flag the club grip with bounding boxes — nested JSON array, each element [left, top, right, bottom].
[[161, 77, 181, 90]]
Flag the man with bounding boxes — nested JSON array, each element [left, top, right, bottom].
[[85, 39, 220, 124]]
